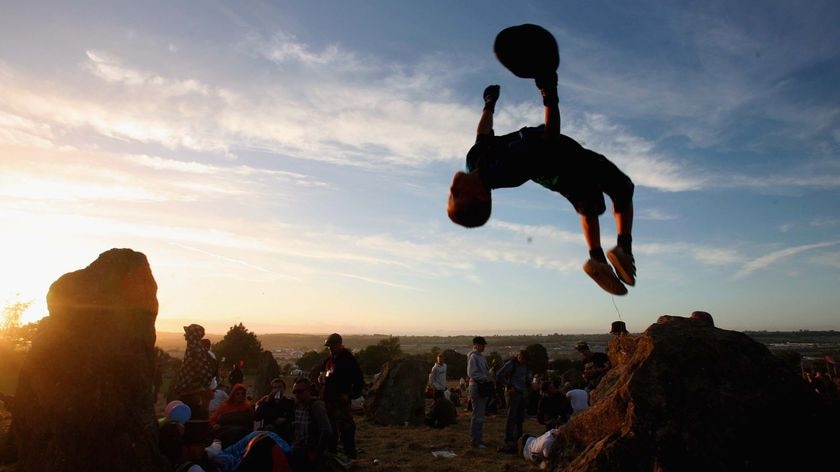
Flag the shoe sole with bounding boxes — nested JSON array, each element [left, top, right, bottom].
[[583, 262, 627, 296], [607, 251, 635, 286]]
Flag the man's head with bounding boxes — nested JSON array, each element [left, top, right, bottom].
[[448, 170, 491, 228], [292, 378, 313, 403], [270, 378, 285, 394], [472, 336, 487, 352], [324, 333, 344, 354], [516, 350, 529, 364], [436, 353, 444, 364], [540, 380, 556, 396], [575, 341, 590, 353]]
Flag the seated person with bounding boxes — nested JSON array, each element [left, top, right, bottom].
[[159, 420, 215, 472], [537, 380, 572, 431], [290, 378, 332, 472], [210, 383, 254, 448], [254, 378, 294, 443], [424, 389, 458, 429]]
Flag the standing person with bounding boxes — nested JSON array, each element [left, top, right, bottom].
[[428, 354, 448, 396], [496, 350, 531, 453], [319, 333, 364, 460], [447, 33, 637, 296], [290, 378, 332, 471], [172, 324, 216, 420], [228, 363, 244, 387], [467, 336, 491, 449]]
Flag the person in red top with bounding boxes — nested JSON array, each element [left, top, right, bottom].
[[210, 383, 254, 448]]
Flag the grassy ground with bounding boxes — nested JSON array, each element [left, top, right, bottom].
[[351, 405, 544, 472]]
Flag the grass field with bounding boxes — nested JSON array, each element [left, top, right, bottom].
[[352, 406, 545, 472]]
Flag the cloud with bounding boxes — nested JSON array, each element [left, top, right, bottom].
[[638, 208, 679, 221], [639, 241, 741, 266], [734, 240, 840, 279]]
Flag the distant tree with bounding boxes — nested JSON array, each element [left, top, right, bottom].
[[280, 363, 293, 376], [212, 323, 262, 371], [297, 350, 327, 374], [548, 357, 575, 374], [356, 337, 404, 375], [1, 299, 33, 348], [441, 349, 467, 380], [525, 343, 549, 374]]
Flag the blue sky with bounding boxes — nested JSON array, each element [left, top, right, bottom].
[[1, 0, 838, 335]]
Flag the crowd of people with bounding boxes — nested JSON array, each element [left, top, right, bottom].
[[160, 327, 364, 472]]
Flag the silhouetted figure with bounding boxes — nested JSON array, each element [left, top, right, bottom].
[[448, 24, 636, 296], [228, 363, 244, 387], [319, 333, 364, 459]]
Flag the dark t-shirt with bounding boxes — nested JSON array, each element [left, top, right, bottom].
[[466, 126, 633, 216]]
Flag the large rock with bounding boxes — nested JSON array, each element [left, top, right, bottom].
[[12, 249, 165, 472], [547, 316, 837, 471], [364, 358, 427, 426]]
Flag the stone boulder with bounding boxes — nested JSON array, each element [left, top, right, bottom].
[[12, 249, 165, 472], [548, 316, 837, 471], [364, 358, 427, 426]]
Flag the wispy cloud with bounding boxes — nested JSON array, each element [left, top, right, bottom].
[[638, 208, 679, 221], [734, 240, 840, 279]]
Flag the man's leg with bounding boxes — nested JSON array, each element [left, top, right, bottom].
[[336, 397, 357, 459], [470, 385, 487, 447], [581, 215, 627, 295], [608, 202, 636, 286]]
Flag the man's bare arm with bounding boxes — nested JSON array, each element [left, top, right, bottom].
[[478, 85, 500, 136], [537, 73, 560, 139]]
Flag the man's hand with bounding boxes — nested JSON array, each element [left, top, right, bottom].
[[483, 85, 500, 112]]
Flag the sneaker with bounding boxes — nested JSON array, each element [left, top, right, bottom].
[[607, 246, 636, 286], [583, 258, 627, 295], [472, 442, 487, 449]]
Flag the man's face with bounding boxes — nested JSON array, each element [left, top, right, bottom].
[[474, 343, 486, 352], [328, 343, 342, 355], [449, 171, 490, 214], [436, 355, 444, 364], [292, 383, 311, 403], [271, 381, 285, 394], [517, 353, 526, 364]]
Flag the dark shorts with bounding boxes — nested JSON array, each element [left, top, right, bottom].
[[531, 134, 634, 217], [558, 149, 634, 217]]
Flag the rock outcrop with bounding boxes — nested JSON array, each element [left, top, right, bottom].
[[365, 358, 427, 426], [548, 316, 836, 471], [12, 249, 164, 472]]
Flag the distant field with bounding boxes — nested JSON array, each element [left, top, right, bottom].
[[156, 330, 840, 358]]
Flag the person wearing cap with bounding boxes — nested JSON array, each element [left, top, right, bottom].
[[610, 321, 629, 336], [319, 333, 364, 459], [575, 341, 610, 391], [467, 336, 491, 448]]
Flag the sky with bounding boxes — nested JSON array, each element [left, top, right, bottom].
[[1, 0, 839, 336]]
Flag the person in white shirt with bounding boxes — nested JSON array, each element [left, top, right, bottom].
[[566, 385, 589, 414], [428, 354, 447, 394], [519, 427, 562, 466]]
